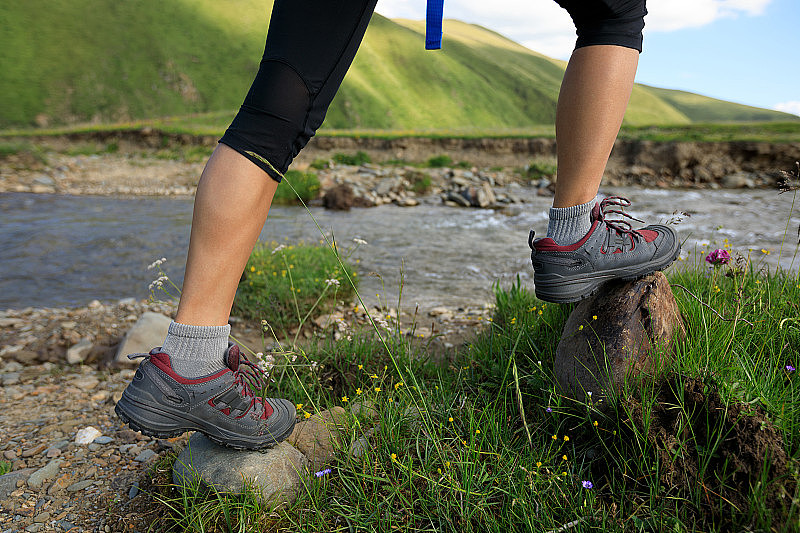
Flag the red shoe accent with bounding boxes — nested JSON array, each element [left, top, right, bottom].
[[639, 229, 658, 243], [534, 221, 599, 252], [149, 352, 230, 385]]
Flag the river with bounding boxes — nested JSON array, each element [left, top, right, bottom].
[[1, 187, 798, 310]]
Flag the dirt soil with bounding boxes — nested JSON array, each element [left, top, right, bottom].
[[620, 375, 796, 525]]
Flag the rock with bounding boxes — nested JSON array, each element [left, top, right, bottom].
[[134, 449, 158, 463], [722, 172, 756, 189], [93, 436, 113, 444], [287, 407, 348, 471], [428, 307, 453, 319], [66, 339, 93, 364], [75, 426, 103, 445], [322, 184, 354, 211], [70, 375, 99, 391], [2, 372, 21, 386], [22, 443, 47, 457], [554, 272, 685, 402], [472, 182, 496, 208], [27, 458, 62, 488], [173, 433, 307, 505], [114, 312, 172, 364], [67, 479, 94, 492], [398, 197, 419, 207], [0, 469, 34, 499], [349, 400, 378, 420], [445, 190, 471, 207]]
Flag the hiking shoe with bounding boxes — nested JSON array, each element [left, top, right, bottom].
[[529, 196, 680, 303], [115, 344, 295, 450]]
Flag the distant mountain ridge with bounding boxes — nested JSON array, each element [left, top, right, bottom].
[[1, 0, 795, 129]]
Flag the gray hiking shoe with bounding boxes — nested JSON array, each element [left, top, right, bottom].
[[115, 344, 295, 450], [529, 196, 680, 303]]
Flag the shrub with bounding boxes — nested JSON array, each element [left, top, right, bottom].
[[523, 159, 557, 180], [273, 170, 321, 205], [426, 154, 453, 168], [407, 170, 433, 194], [332, 151, 371, 166], [233, 241, 357, 335], [310, 158, 330, 170]]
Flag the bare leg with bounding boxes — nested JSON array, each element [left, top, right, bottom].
[[553, 45, 639, 208], [175, 143, 278, 326]]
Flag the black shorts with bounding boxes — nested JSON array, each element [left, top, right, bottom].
[[220, 0, 647, 182]]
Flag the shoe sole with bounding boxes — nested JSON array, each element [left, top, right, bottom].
[[534, 244, 682, 304], [115, 396, 296, 451]]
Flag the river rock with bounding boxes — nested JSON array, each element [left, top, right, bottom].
[[0, 469, 34, 499], [554, 272, 685, 402], [27, 458, 63, 488], [721, 172, 756, 188], [66, 339, 93, 364], [114, 312, 172, 364], [471, 182, 496, 208], [322, 184, 354, 211], [287, 407, 348, 471], [173, 434, 307, 505], [445, 190, 471, 207]]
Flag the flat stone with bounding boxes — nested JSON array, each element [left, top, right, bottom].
[[287, 407, 348, 471], [27, 458, 62, 488], [1, 372, 21, 386], [93, 436, 113, 444], [22, 443, 47, 458], [70, 375, 99, 391], [554, 272, 685, 402], [66, 339, 93, 364], [66, 480, 94, 492], [114, 312, 172, 364], [0, 469, 34, 499], [173, 433, 307, 506], [134, 449, 157, 463]]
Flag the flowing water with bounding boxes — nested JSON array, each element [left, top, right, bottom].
[[1, 187, 798, 310]]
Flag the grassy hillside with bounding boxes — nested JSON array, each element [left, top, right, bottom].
[[1, 1, 796, 129]]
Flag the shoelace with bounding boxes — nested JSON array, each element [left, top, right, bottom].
[[599, 196, 645, 240], [232, 356, 271, 420]]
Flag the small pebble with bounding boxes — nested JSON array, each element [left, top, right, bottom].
[[74, 427, 102, 445], [88, 443, 101, 452], [93, 436, 113, 444], [128, 481, 140, 499], [45, 448, 61, 458], [134, 449, 157, 463]]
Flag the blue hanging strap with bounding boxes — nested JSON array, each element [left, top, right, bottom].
[[426, 0, 444, 50]]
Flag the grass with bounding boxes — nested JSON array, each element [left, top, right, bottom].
[[273, 170, 321, 205], [0, 461, 11, 476], [232, 240, 358, 339], [332, 151, 372, 166], [3, 3, 797, 130], [132, 225, 800, 532]]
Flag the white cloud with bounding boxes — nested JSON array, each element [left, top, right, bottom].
[[774, 101, 800, 116], [376, 0, 773, 58]]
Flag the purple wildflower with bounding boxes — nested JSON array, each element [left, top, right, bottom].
[[546, 407, 552, 413], [314, 468, 332, 478], [581, 480, 594, 489], [705, 249, 731, 266], [787, 365, 796, 372]]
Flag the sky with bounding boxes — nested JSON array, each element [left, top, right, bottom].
[[376, 0, 800, 116]]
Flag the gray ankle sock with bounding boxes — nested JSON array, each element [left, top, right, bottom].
[[546, 200, 595, 245], [161, 321, 231, 378]]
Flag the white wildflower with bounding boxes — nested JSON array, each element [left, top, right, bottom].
[[325, 278, 340, 287], [353, 238, 368, 245], [147, 257, 167, 270], [271, 244, 286, 255]]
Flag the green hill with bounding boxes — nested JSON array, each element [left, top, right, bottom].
[[1, 0, 795, 130]]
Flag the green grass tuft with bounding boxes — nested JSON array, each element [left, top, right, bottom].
[[273, 170, 321, 205], [232, 241, 357, 337], [332, 151, 372, 166]]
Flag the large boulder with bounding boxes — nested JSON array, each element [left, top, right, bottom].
[[554, 272, 685, 402], [173, 434, 308, 506], [287, 407, 348, 471], [114, 312, 172, 364], [322, 184, 354, 210]]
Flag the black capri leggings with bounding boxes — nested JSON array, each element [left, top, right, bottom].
[[220, 0, 647, 182]]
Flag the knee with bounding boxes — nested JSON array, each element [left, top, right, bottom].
[[556, 0, 647, 52]]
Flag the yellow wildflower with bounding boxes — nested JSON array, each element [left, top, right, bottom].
[[342, 396, 349, 403]]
